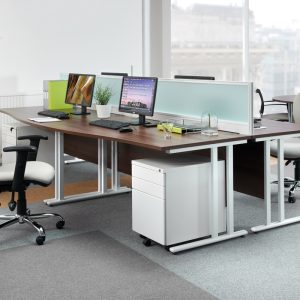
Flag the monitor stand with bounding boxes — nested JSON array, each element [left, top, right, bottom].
[[71, 105, 90, 116], [129, 115, 158, 127]]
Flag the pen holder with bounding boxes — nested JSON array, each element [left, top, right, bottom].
[[201, 113, 218, 136]]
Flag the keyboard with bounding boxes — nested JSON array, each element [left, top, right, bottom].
[[38, 110, 70, 119], [89, 119, 130, 130]]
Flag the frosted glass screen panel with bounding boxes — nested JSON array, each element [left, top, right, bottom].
[[95, 76, 123, 106], [156, 80, 250, 123], [68, 75, 251, 124]]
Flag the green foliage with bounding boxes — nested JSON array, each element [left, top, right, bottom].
[[94, 84, 113, 105]]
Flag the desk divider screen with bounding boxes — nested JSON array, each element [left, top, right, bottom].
[[96, 76, 253, 135], [59, 74, 253, 135], [48, 80, 73, 110]]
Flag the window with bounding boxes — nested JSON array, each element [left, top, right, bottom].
[[171, 0, 300, 105], [171, 0, 243, 81], [249, 1, 300, 100]]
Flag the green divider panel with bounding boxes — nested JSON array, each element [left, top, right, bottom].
[[48, 80, 73, 110]]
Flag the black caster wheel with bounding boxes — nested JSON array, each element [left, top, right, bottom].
[[8, 201, 17, 211], [143, 238, 152, 247], [56, 220, 65, 229], [36, 236, 45, 245], [288, 196, 296, 203]]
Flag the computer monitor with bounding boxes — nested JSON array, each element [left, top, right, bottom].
[[119, 76, 158, 125], [101, 72, 128, 77], [174, 75, 215, 80], [65, 73, 96, 115]]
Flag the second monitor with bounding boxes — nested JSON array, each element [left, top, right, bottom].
[[65, 73, 96, 115], [119, 76, 158, 126]]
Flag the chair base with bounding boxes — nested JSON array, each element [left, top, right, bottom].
[[272, 178, 299, 203], [0, 211, 65, 245]]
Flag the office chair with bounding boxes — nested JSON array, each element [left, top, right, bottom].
[[270, 93, 300, 203], [174, 75, 215, 80], [256, 89, 289, 121], [0, 135, 65, 245]]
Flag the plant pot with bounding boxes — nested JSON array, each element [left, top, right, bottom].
[[96, 104, 111, 118]]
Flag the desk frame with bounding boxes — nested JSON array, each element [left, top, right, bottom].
[[10, 107, 300, 253], [164, 141, 248, 253], [46, 131, 131, 206], [251, 133, 300, 232]]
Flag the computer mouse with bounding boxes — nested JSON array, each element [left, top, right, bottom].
[[119, 127, 133, 133]]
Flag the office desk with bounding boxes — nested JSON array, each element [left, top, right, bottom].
[[0, 106, 250, 252], [3, 108, 300, 251], [272, 95, 295, 122]]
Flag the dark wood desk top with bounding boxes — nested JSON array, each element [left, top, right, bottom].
[[253, 119, 300, 138], [272, 95, 295, 103], [0, 107, 249, 153]]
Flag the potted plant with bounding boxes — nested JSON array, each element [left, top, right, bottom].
[[94, 83, 113, 118]]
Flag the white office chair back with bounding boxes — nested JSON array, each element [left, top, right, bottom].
[[293, 93, 300, 123]]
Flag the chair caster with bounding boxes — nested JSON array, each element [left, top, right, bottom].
[[36, 235, 45, 245], [8, 201, 17, 211], [288, 196, 296, 203], [56, 220, 65, 229], [143, 238, 152, 247]]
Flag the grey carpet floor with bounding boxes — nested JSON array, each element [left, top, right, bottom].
[[0, 231, 216, 300], [0, 191, 300, 300]]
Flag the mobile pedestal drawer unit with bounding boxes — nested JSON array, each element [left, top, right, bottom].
[[132, 156, 226, 247]]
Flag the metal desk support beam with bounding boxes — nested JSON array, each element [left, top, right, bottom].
[[45, 133, 130, 206], [251, 136, 300, 232], [169, 143, 248, 253]]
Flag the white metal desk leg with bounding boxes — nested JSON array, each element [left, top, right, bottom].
[[226, 145, 234, 234], [54, 131, 64, 200], [265, 140, 272, 225], [98, 139, 107, 193], [169, 145, 247, 253], [252, 138, 300, 232], [251, 140, 271, 232], [46, 136, 130, 206], [44, 131, 65, 205], [111, 141, 120, 191], [210, 147, 219, 238], [277, 139, 285, 222]]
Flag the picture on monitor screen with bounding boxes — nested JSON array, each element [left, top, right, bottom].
[[65, 73, 96, 115], [119, 76, 158, 125]]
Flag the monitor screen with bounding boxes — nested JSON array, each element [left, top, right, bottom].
[[174, 75, 215, 80], [65, 73, 96, 114], [101, 72, 128, 77], [119, 76, 158, 125]]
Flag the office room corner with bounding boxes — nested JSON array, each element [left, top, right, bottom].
[[1, 1, 300, 300]]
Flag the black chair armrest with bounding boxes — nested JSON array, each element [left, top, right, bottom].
[[17, 135, 48, 161], [3, 145, 37, 192], [17, 135, 48, 141], [3, 145, 37, 153]]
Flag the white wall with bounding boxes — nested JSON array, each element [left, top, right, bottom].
[[0, 0, 143, 94]]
